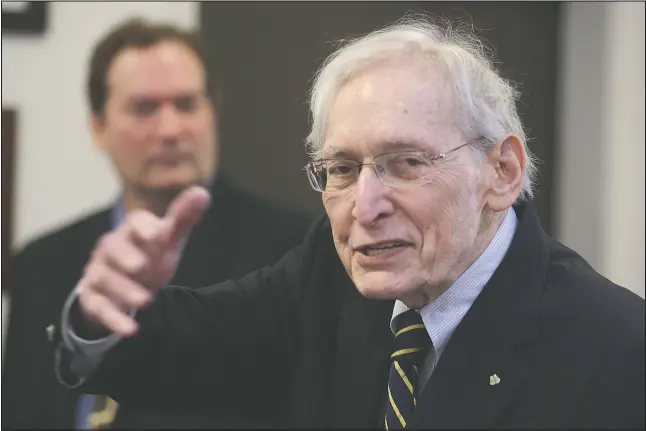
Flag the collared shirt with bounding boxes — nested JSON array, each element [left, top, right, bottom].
[[390, 207, 518, 394]]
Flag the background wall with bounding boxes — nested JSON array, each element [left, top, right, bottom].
[[1, 0, 199, 359], [557, 2, 645, 298], [201, 1, 560, 234], [2, 2, 199, 251], [2, 2, 644, 355]]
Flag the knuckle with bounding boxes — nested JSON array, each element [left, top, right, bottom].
[[127, 210, 155, 230], [125, 209, 147, 223], [79, 293, 99, 317], [123, 252, 148, 276], [96, 232, 114, 250], [82, 260, 103, 285], [128, 211, 163, 241], [96, 233, 123, 261], [132, 286, 153, 307], [96, 233, 142, 275], [76, 284, 88, 303], [82, 259, 96, 281]]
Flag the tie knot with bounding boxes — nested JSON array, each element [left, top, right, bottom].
[[391, 310, 431, 366]]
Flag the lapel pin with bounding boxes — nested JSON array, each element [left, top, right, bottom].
[[46, 324, 55, 342], [489, 374, 501, 386]]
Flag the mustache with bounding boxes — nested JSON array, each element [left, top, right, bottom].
[[143, 150, 196, 167]]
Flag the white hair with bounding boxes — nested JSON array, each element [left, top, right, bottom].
[[305, 14, 539, 201]]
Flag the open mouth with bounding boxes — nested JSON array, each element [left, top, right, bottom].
[[357, 242, 410, 256]]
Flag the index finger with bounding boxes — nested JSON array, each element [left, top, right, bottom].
[[162, 186, 211, 247]]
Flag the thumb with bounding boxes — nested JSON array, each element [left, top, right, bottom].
[[162, 185, 211, 247]]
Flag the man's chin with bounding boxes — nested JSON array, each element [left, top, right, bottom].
[[144, 175, 207, 192], [357, 287, 398, 301], [142, 184, 191, 199], [352, 271, 411, 301], [136, 178, 208, 208]]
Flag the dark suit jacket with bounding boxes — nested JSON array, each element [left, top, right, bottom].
[[53, 201, 644, 429], [2, 177, 313, 429]]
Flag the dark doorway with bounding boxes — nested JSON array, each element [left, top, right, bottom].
[[2, 108, 17, 292], [200, 2, 559, 234]]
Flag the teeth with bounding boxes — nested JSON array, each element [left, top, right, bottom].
[[369, 243, 399, 250], [362, 243, 404, 255]]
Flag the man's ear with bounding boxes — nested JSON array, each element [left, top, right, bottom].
[[90, 113, 108, 150], [485, 134, 526, 211]]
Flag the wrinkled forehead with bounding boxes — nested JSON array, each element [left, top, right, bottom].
[[321, 60, 459, 159]]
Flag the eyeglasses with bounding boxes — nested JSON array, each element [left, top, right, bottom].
[[304, 142, 470, 193]]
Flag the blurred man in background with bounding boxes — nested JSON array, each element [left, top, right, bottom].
[[2, 18, 312, 429]]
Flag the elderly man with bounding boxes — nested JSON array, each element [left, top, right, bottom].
[[53, 17, 644, 429]]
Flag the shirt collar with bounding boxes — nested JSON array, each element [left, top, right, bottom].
[[390, 207, 518, 358], [110, 199, 127, 230]]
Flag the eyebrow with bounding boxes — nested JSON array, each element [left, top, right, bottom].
[[127, 90, 202, 104], [322, 139, 435, 159]]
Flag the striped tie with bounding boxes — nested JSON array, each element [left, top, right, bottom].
[[384, 309, 431, 429]]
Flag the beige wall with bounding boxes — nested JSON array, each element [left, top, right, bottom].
[[1, 0, 199, 362], [557, 2, 645, 298], [2, 2, 199, 250]]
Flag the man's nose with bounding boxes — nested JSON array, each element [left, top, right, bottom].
[[351, 167, 394, 226], [156, 104, 183, 138]]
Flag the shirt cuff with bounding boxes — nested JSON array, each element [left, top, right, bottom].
[[60, 289, 129, 357]]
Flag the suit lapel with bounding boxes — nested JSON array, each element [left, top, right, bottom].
[[411, 308, 536, 429], [333, 282, 395, 428], [411, 203, 549, 429], [171, 180, 229, 285]]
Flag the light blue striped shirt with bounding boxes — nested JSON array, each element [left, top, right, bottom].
[[390, 207, 518, 393]]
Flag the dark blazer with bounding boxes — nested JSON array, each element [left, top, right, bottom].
[[53, 201, 644, 429], [2, 177, 313, 429]]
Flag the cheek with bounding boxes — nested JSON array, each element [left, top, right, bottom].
[[115, 122, 152, 152], [416, 172, 475, 255], [324, 195, 352, 238], [188, 112, 214, 138], [416, 202, 444, 260], [435, 166, 480, 212], [187, 119, 216, 164], [323, 195, 354, 260]]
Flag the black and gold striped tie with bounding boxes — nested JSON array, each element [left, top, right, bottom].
[[385, 309, 432, 429]]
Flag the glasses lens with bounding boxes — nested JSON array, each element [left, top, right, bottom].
[[306, 163, 326, 192], [306, 153, 439, 193], [306, 160, 361, 192], [377, 152, 434, 187]]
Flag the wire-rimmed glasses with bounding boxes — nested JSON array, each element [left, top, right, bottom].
[[303, 142, 470, 193]]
